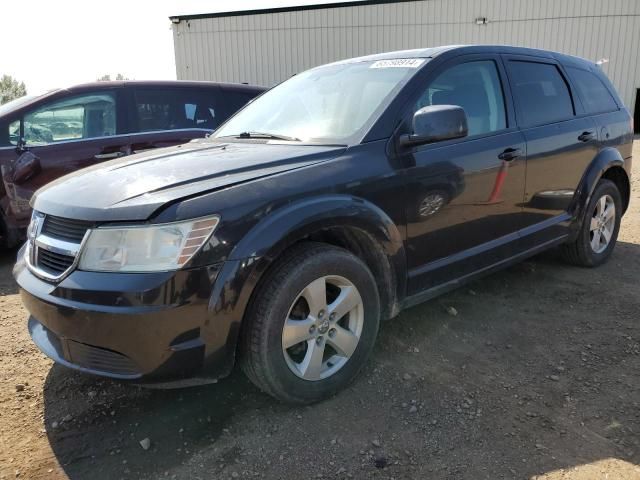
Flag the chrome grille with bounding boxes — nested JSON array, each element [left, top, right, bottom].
[[36, 248, 75, 275], [26, 212, 89, 281], [41, 215, 92, 242]]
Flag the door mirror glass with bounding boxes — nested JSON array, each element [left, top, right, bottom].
[[400, 105, 468, 147]]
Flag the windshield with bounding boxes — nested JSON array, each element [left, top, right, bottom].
[[214, 59, 426, 144]]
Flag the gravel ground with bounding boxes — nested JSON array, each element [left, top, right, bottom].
[[1, 142, 639, 480]]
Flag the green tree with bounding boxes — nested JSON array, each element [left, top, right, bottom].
[[0, 75, 27, 105], [97, 73, 129, 82]]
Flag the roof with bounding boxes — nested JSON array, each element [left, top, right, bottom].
[[0, 81, 266, 118], [170, 0, 417, 22], [328, 45, 463, 64], [324, 44, 598, 68], [61, 80, 265, 92]]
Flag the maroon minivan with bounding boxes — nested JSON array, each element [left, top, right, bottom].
[[0, 80, 265, 247]]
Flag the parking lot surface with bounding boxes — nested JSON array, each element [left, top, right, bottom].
[[1, 141, 639, 480]]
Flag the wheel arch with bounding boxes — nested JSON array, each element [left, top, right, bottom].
[[199, 195, 407, 379], [229, 194, 407, 322], [571, 147, 630, 237]]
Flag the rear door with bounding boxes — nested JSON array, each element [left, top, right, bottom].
[[564, 65, 632, 156], [127, 86, 223, 154], [0, 90, 130, 228], [503, 55, 599, 245]]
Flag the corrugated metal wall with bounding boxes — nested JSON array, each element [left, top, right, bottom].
[[172, 0, 640, 110]]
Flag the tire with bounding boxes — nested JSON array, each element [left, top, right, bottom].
[[241, 242, 380, 404], [561, 179, 622, 267]]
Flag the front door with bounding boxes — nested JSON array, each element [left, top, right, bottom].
[[401, 56, 527, 294], [0, 91, 130, 233]]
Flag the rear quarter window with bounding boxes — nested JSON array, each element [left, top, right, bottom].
[[565, 66, 618, 115], [507, 61, 575, 128]]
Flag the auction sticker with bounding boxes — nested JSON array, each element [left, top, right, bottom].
[[370, 59, 425, 68]]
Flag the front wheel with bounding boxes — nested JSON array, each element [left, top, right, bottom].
[[241, 243, 380, 404], [561, 179, 622, 267]]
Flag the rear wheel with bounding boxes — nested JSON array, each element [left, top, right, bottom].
[[561, 179, 621, 267], [241, 243, 380, 404]]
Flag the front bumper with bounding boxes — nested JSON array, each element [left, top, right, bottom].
[[14, 251, 228, 384]]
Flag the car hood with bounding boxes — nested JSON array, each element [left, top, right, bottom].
[[32, 140, 345, 222]]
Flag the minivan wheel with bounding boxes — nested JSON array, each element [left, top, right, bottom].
[[561, 179, 622, 267], [241, 242, 380, 404]]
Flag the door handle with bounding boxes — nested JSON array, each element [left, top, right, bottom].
[[132, 147, 155, 154], [578, 131, 595, 142], [94, 151, 125, 160], [498, 148, 522, 161]]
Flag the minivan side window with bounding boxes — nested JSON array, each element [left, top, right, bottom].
[[507, 61, 574, 128], [134, 89, 219, 133], [23, 93, 116, 146], [415, 60, 507, 137], [0, 119, 20, 147], [565, 66, 618, 115], [219, 91, 258, 118]]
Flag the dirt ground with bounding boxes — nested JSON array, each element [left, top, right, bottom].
[[1, 142, 639, 480]]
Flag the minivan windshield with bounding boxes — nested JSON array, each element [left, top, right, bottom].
[[214, 59, 427, 145]]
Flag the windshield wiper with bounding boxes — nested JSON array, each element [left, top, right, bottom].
[[236, 131, 301, 142]]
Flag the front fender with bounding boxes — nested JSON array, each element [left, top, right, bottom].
[[229, 194, 405, 261], [198, 195, 407, 378]]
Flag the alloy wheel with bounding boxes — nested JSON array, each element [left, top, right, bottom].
[[589, 194, 616, 254], [282, 275, 364, 381]]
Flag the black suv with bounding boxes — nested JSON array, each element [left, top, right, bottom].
[[14, 46, 633, 403], [0, 80, 265, 248]]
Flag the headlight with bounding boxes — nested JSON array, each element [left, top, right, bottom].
[[78, 216, 219, 272]]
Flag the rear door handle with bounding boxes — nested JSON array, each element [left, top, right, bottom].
[[94, 152, 125, 160], [578, 131, 595, 142], [498, 148, 522, 161]]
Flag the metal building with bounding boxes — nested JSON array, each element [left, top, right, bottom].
[[170, 0, 640, 124]]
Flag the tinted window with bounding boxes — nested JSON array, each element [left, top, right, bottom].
[[0, 119, 20, 147], [507, 61, 574, 127], [134, 88, 219, 132], [415, 60, 506, 136], [214, 91, 258, 122], [566, 67, 618, 115], [23, 93, 116, 146]]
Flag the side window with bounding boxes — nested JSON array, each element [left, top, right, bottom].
[[0, 119, 20, 147], [414, 60, 506, 136], [134, 89, 219, 133], [218, 91, 258, 119], [507, 61, 574, 127], [9, 120, 20, 145], [23, 93, 116, 146], [566, 67, 618, 115]]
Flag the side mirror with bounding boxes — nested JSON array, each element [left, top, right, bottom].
[[11, 151, 41, 184], [399, 105, 468, 148]]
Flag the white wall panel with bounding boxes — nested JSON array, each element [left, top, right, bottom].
[[172, 0, 640, 110]]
